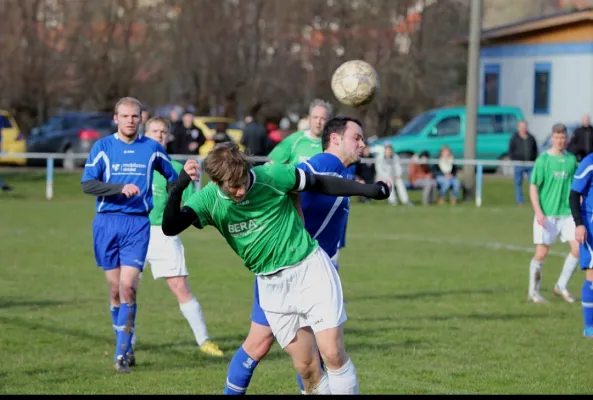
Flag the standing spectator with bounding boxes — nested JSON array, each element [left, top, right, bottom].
[[355, 146, 376, 203], [212, 122, 233, 145], [567, 113, 593, 161], [0, 119, 14, 191], [240, 114, 268, 162], [509, 120, 538, 205], [375, 144, 411, 206], [138, 107, 151, 135], [433, 145, 462, 205], [168, 109, 206, 155], [408, 151, 437, 205]]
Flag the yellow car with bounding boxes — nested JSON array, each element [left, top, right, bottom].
[[0, 110, 26, 166], [193, 116, 244, 157]]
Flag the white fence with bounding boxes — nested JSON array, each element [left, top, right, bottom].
[[1, 152, 537, 207]]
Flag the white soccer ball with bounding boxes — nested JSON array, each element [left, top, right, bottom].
[[331, 60, 379, 107]]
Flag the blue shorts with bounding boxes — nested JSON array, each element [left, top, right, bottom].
[[92, 213, 150, 271], [580, 222, 593, 270], [251, 260, 339, 326]]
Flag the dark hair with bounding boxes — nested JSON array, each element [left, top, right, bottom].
[[418, 150, 430, 158], [321, 116, 363, 151]]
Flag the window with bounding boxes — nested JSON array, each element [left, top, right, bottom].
[[533, 63, 551, 114], [483, 64, 500, 106], [432, 116, 461, 137], [397, 112, 435, 137], [477, 113, 518, 134]]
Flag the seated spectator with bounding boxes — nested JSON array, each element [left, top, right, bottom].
[[433, 145, 461, 205], [408, 151, 437, 205]]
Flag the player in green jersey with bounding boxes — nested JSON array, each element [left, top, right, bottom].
[[142, 117, 224, 358], [528, 123, 579, 304], [267, 99, 332, 165], [162, 142, 391, 394]]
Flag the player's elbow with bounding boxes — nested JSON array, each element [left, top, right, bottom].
[[161, 220, 178, 236]]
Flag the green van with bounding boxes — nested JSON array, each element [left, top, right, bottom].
[[370, 105, 524, 173]]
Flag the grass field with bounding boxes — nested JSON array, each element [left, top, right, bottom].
[[1, 170, 591, 394]]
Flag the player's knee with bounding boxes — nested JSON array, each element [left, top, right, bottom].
[[319, 345, 348, 370], [243, 330, 274, 360], [293, 354, 321, 381], [119, 283, 137, 304], [167, 276, 190, 296]]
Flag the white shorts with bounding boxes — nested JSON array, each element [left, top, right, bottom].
[[257, 247, 347, 349], [144, 226, 188, 279], [533, 215, 576, 245]]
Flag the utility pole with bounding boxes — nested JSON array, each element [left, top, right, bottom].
[[463, 0, 483, 200]]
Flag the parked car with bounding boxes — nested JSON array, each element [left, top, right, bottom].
[[0, 110, 26, 166], [27, 112, 116, 170], [370, 105, 525, 175], [193, 116, 244, 156]]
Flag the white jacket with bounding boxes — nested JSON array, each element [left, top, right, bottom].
[[375, 154, 404, 179]]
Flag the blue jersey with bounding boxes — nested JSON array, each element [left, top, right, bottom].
[[571, 153, 593, 217], [81, 133, 178, 215], [296, 153, 356, 259]]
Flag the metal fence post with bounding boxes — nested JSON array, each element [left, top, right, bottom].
[[475, 163, 483, 207], [46, 158, 54, 200]]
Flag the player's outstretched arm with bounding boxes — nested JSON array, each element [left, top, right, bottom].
[[162, 168, 199, 236], [297, 169, 390, 200], [82, 180, 125, 197]]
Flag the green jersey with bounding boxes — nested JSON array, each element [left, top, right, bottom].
[[268, 130, 322, 165], [530, 151, 578, 217], [149, 160, 196, 226], [184, 163, 318, 275]]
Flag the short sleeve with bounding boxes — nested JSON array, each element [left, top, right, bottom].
[[183, 183, 217, 228], [265, 163, 301, 193], [530, 156, 545, 187], [81, 141, 106, 182]]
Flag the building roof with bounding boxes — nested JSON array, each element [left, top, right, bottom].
[[481, 7, 593, 41], [455, 7, 593, 44]]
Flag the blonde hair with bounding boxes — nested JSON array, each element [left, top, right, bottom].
[[145, 116, 170, 132], [204, 142, 251, 187], [114, 97, 142, 115]]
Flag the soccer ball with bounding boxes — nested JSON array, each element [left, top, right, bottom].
[[331, 60, 379, 107]]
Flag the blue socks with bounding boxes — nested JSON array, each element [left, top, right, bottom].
[[582, 280, 593, 331], [110, 304, 120, 338], [224, 346, 259, 395], [114, 303, 136, 361]]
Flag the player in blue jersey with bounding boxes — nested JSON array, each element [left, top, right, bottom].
[[223, 116, 366, 394], [570, 152, 593, 337], [81, 97, 178, 373]]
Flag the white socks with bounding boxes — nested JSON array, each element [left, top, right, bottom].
[[327, 358, 359, 394], [179, 297, 210, 346], [556, 253, 578, 290], [310, 373, 331, 394], [529, 259, 542, 295]]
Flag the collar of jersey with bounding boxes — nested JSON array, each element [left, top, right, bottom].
[[304, 130, 321, 141], [215, 170, 257, 201], [113, 132, 140, 144]]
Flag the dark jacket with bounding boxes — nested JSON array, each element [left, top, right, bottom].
[[432, 161, 458, 177], [567, 126, 593, 161], [241, 121, 269, 156], [355, 155, 376, 184], [508, 132, 538, 162], [167, 121, 206, 155]]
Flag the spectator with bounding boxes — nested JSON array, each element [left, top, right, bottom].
[[567, 113, 593, 161], [433, 145, 461, 205], [408, 151, 437, 205], [167, 109, 206, 155], [509, 120, 538, 205], [355, 146, 376, 203], [212, 122, 233, 145], [240, 114, 268, 162], [138, 107, 151, 135], [375, 143, 411, 206]]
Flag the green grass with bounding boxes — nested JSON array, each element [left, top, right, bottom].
[[0, 170, 592, 394]]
